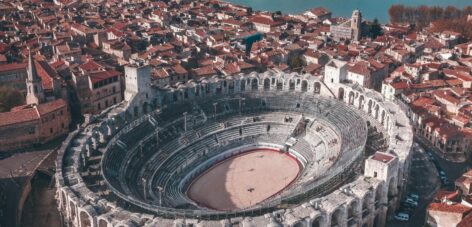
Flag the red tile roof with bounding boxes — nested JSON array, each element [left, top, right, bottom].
[[0, 106, 40, 127], [89, 70, 121, 84], [371, 152, 395, 163], [0, 63, 27, 73], [428, 202, 471, 214], [36, 99, 67, 115]]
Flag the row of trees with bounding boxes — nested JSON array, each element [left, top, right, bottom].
[[388, 5, 472, 27], [430, 19, 472, 40]]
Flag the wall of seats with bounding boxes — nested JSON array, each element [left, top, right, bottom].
[[55, 72, 413, 227]]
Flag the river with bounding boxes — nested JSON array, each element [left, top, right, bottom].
[[226, 0, 472, 23]]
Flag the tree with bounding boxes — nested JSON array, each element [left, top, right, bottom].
[[370, 19, 383, 38], [0, 87, 24, 112], [388, 5, 405, 23], [387, 4, 468, 28]]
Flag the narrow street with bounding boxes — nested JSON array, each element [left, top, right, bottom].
[[387, 142, 440, 227], [388, 137, 471, 227]]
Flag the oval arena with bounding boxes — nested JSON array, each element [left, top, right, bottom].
[[55, 72, 413, 227]]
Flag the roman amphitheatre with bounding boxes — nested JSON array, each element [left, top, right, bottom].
[[56, 71, 413, 227]]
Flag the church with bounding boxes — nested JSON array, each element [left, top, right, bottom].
[[0, 49, 70, 151]]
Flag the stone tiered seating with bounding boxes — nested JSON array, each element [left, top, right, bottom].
[[99, 91, 374, 210]]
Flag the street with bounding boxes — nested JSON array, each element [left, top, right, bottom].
[[387, 141, 440, 227]]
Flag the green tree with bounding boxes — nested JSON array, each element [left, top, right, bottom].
[[0, 87, 24, 112]]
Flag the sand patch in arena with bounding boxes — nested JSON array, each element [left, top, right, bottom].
[[187, 149, 301, 211]]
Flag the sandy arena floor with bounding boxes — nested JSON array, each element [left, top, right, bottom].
[[187, 149, 301, 211]]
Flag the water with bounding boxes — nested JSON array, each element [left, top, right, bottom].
[[226, 0, 472, 23]]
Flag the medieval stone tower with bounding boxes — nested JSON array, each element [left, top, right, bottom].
[[351, 10, 362, 41]]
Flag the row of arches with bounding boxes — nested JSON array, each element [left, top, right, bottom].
[[289, 183, 385, 227], [337, 87, 391, 132]]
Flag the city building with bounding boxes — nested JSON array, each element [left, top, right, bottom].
[[330, 10, 362, 41]]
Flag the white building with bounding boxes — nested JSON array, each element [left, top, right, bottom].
[[324, 59, 347, 84]]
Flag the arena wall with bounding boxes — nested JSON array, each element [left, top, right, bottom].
[[55, 72, 413, 227]]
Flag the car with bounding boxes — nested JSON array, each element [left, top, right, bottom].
[[404, 198, 418, 206], [442, 178, 450, 185], [407, 195, 419, 202], [426, 151, 433, 157], [402, 202, 416, 208], [394, 212, 409, 221], [408, 193, 420, 201], [401, 206, 415, 213]]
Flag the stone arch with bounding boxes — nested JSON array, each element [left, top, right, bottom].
[[373, 213, 381, 227], [331, 208, 344, 227], [69, 201, 76, 224], [381, 110, 386, 125], [374, 105, 380, 120], [276, 79, 284, 90], [312, 215, 324, 227], [195, 86, 200, 97], [348, 91, 355, 105], [293, 222, 304, 227], [375, 184, 383, 210], [61, 191, 67, 211], [184, 89, 189, 99], [143, 102, 149, 114], [289, 79, 296, 90], [388, 177, 397, 200], [161, 94, 169, 106], [338, 87, 345, 101], [172, 92, 178, 102], [302, 80, 308, 92], [362, 192, 374, 219], [251, 78, 258, 90], [367, 100, 373, 115], [240, 79, 246, 91], [264, 78, 270, 90], [314, 82, 321, 94], [358, 95, 365, 110], [98, 219, 109, 227], [228, 80, 235, 93], [348, 199, 360, 225], [216, 81, 223, 94], [80, 210, 92, 227]]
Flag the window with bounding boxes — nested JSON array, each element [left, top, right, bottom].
[[374, 172, 378, 178], [50, 128, 53, 134], [52, 114, 55, 119], [61, 123, 65, 129], [28, 127, 35, 135]]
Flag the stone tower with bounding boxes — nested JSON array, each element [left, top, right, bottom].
[[25, 48, 44, 105], [351, 10, 362, 41]]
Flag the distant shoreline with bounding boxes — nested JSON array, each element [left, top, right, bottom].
[[224, 0, 472, 23]]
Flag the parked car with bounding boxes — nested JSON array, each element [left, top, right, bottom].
[[407, 193, 419, 202], [404, 198, 418, 206], [402, 202, 416, 208], [439, 170, 446, 177], [394, 212, 409, 221]]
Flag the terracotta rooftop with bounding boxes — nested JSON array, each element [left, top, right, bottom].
[[370, 152, 395, 163], [0, 63, 27, 73], [0, 106, 40, 127]]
